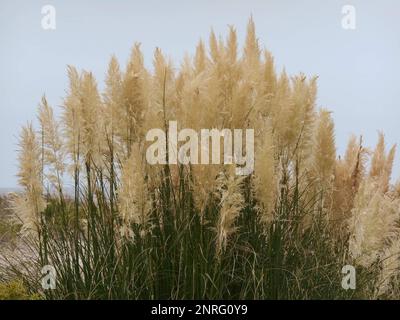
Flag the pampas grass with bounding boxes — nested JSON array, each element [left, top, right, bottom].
[[2, 18, 400, 300]]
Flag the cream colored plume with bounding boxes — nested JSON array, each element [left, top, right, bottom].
[[348, 179, 400, 267], [375, 236, 400, 297], [38, 95, 65, 194], [215, 172, 245, 256], [312, 109, 336, 188], [118, 143, 151, 238], [13, 124, 45, 235], [254, 125, 276, 226], [369, 132, 396, 193]]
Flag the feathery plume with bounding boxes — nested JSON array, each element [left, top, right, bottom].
[[254, 125, 276, 226], [209, 29, 220, 64], [118, 143, 151, 239], [13, 124, 45, 235], [122, 43, 149, 154], [348, 179, 400, 267], [263, 50, 277, 97], [194, 39, 207, 74], [369, 132, 396, 193], [370, 132, 386, 181], [243, 16, 260, 70], [62, 65, 83, 170], [215, 172, 245, 256], [312, 109, 336, 190], [375, 236, 400, 297], [332, 135, 367, 224], [80, 71, 103, 165], [38, 96, 65, 195], [103, 55, 123, 138]]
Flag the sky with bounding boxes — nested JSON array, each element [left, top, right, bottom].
[[0, 0, 399, 188]]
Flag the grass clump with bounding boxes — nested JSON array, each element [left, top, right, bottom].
[[0, 279, 41, 300], [1, 18, 400, 300]]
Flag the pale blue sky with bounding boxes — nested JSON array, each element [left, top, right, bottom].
[[1, 0, 399, 188]]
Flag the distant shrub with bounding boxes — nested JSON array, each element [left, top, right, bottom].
[[0, 196, 19, 243], [0, 279, 40, 300]]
